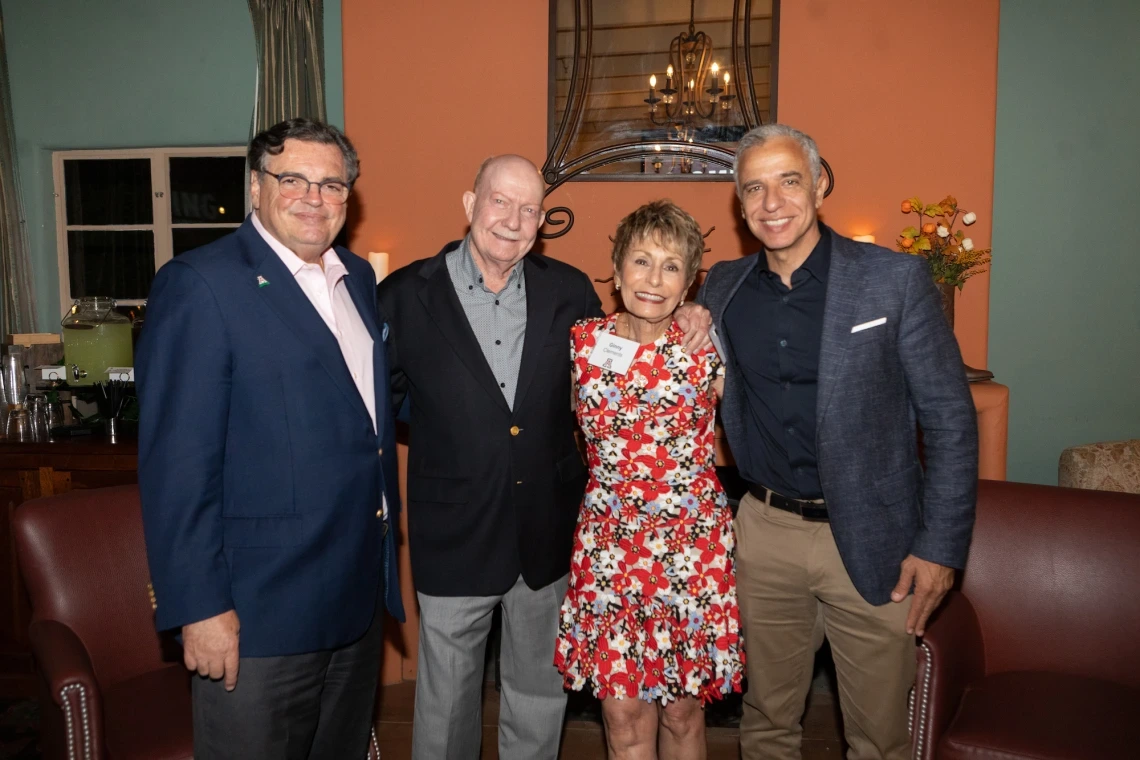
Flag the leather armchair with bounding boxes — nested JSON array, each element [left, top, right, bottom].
[[911, 480, 1140, 760], [14, 485, 192, 760]]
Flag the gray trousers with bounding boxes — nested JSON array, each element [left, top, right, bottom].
[[411, 574, 568, 760], [191, 611, 384, 760]]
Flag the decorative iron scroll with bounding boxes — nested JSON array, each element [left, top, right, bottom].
[[540, 0, 833, 240]]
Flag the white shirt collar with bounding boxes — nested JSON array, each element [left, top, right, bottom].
[[250, 211, 343, 275]]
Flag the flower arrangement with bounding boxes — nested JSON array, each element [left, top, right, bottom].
[[896, 196, 991, 289]]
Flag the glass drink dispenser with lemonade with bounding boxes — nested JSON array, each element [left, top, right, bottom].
[[61, 297, 133, 385]]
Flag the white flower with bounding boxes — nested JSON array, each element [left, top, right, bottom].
[[937, 225, 950, 238], [963, 211, 977, 225], [962, 238, 974, 251]]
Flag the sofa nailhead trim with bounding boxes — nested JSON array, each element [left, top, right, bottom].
[[914, 642, 933, 760], [59, 683, 92, 760]]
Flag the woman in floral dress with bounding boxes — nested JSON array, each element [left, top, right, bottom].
[[555, 200, 744, 759]]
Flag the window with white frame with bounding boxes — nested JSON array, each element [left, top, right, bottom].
[[53, 147, 248, 306]]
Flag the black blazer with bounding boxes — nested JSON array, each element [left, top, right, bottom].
[[378, 241, 603, 596]]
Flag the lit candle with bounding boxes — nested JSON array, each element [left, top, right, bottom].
[[368, 251, 389, 283]]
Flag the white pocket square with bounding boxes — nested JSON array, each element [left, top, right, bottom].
[[850, 317, 887, 333]]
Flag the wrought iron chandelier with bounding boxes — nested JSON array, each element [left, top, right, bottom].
[[644, 0, 736, 147]]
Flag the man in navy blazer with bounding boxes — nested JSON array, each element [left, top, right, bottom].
[[698, 125, 977, 760], [136, 119, 403, 759]]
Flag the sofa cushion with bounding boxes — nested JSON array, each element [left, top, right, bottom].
[[938, 671, 1140, 760], [103, 664, 193, 760], [1058, 439, 1140, 493]]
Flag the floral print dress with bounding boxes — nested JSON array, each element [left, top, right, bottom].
[[554, 315, 745, 705]]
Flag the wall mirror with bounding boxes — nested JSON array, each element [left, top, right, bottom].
[[544, 0, 779, 189]]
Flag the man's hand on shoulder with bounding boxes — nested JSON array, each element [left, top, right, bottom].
[[674, 302, 712, 353], [891, 555, 955, 637], [183, 609, 241, 691]]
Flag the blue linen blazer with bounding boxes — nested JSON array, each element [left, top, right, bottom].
[[136, 218, 404, 658], [698, 227, 978, 604]]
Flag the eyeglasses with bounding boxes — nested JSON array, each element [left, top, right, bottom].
[[261, 171, 351, 205]]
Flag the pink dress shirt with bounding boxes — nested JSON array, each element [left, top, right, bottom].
[[251, 213, 386, 517]]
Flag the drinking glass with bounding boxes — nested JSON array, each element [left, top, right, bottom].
[[45, 399, 66, 436], [26, 397, 48, 442], [2, 354, 27, 407], [5, 407, 30, 442]]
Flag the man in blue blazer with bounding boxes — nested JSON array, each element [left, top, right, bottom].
[[136, 119, 403, 759], [698, 125, 977, 760]]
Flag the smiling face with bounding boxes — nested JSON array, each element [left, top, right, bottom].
[[250, 138, 348, 262], [737, 135, 827, 262], [614, 235, 690, 326], [462, 156, 546, 273]]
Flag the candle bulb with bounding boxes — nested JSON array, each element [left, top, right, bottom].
[[646, 74, 661, 112], [367, 252, 389, 283]]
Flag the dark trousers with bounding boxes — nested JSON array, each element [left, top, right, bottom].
[[191, 610, 384, 760]]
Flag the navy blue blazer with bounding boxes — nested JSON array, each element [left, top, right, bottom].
[[136, 218, 404, 658], [699, 228, 978, 605]]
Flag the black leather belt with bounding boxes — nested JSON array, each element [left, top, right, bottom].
[[747, 483, 829, 522]]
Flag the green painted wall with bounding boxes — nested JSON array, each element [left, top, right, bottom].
[[990, 1, 1140, 484], [5, 0, 345, 330]]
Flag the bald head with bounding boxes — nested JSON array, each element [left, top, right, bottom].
[[472, 154, 544, 198], [462, 154, 547, 279]]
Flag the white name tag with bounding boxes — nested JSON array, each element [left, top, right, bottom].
[[587, 332, 641, 375]]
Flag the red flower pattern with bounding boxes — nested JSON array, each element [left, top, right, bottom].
[[556, 316, 745, 706]]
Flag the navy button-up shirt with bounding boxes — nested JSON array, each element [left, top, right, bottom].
[[723, 225, 830, 499]]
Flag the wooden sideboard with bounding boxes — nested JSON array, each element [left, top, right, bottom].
[[0, 438, 139, 695]]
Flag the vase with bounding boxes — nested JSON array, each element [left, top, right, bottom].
[[936, 280, 994, 382], [937, 281, 956, 328]]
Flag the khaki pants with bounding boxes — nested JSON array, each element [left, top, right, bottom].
[[734, 491, 914, 760]]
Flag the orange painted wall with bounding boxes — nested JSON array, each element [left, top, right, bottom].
[[343, 0, 999, 682]]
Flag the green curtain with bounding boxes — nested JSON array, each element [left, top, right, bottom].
[[0, 2, 37, 333], [248, 0, 327, 135]]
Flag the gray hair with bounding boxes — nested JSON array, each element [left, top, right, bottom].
[[248, 118, 360, 185], [733, 124, 822, 193]]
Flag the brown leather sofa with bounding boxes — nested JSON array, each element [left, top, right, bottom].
[[911, 479, 1140, 759], [14, 485, 192, 760]]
